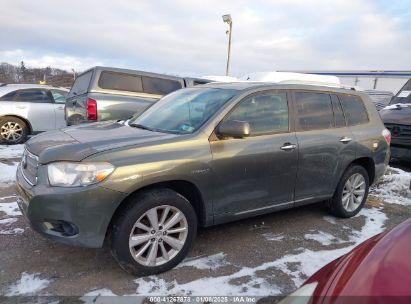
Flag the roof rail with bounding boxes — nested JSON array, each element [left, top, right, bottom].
[[277, 80, 360, 91]]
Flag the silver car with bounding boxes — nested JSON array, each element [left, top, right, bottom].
[[0, 84, 68, 144]]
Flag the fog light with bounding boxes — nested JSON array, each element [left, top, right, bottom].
[[45, 220, 79, 236]]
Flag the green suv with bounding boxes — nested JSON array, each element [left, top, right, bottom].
[[16, 82, 391, 275]]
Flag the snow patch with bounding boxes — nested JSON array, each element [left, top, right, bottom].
[[323, 216, 337, 225], [0, 144, 24, 158], [6, 272, 51, 296], [176, 252, 229, 270], [0, 227, 24, 235], [370, 166, 411, 205], [304, 230, 345, 246], [0, 162, 19, 186], [0, 217, 18, 225], [0, 201, 21, 217]]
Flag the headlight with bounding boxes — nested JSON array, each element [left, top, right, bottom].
[[47, 162, 115, 187]]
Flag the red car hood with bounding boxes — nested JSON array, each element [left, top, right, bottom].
[[306, 218, 411, 298]]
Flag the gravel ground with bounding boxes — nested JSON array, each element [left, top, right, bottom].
[[0, 144, 410, 303]]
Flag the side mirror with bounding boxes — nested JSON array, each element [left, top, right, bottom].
[[217, 120, 250, 139]]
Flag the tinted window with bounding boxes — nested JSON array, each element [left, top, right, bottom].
[[68, 70, 93, 97], [331, 94, 346, 127], [51, 90, 67, 104], [15, 89, 51, 103], [295, 92, 333, 131], [0, 90, 17, 101], [142, 77, 182, 95], [98, 71, 143, 93], [339, 94, 369, 126], [227, 92, 289, 135]]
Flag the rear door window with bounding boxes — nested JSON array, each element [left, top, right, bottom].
[[14, 89, 51, 103], [294, 92, 334, 131], [331, 94, 346, 127], [142, 77, 182, 95], [98, 71, 143, 93], [68, 70, 93, 97], [338, 94, 369, 126]]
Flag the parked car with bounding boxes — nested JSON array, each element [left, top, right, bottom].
[[380, 78, 411, 160], [0, 84, 68, 144], [65, 66, 211, 125], [16, 82, 390, 275], [281, 218, 411, 303], [364, 89, 394, 111]]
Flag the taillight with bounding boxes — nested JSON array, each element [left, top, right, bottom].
[[382, 129, 391, 145], [86, 98, 97, 120], [64, 105, 67, 121]]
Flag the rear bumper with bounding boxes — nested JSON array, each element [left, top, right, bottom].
[[16, 164, 127, 248]]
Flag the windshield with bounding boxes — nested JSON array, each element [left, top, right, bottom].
[[128, 88, 237, 134]]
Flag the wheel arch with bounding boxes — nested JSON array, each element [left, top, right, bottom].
[[351, 157, 375, 184], [0, 114, 33, 134], [106, 180, 208, 240]]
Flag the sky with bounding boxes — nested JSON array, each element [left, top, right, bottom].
[[0, 0, 410, 77]]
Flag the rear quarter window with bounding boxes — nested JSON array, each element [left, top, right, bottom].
[[68, 70, 93, 97], [98, 71, 143, 93], [142, 77, 182, 95], [338, 94, 369, 126]]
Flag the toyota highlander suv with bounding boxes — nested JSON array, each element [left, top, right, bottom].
[[16, 82, 390, 275]]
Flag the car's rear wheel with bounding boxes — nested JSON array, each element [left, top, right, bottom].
[[327, 165, 369, 218], [110, 189, 197, 276], [0, 117, 29, 144]]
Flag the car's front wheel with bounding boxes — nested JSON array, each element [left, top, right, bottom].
[[110, 189, 197, 276], [327, 165, 370, 218], [0, 117, 29, 144]]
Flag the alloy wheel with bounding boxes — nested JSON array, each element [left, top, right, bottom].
[[1, 122, 23, 142], [342, 173, 366, 212], [129, 205, 188, 267]]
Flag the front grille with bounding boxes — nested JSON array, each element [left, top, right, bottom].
[[385, 124, 411, 139], [21, 149, 39, 185]]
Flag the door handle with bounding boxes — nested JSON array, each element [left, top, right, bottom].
[[280, 143, 297, 151], [56, 106, 64, 110], [16, 106, 27, 109], [340, 137, 352, 143]]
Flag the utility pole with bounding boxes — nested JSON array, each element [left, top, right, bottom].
[[222, 14, 232, 76]]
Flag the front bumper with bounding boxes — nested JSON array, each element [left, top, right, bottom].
[[16, 164, 127, 248], [390, 145, 411, 161]]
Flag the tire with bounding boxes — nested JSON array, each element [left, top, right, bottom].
[[109, 188, 197, 276], [327, 165, 370, 218], [0, 116, 29, 144]]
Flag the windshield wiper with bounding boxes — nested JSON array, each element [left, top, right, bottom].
[[129, 123, 153, 131]]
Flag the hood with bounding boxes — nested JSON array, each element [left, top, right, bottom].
[[380, 103, 411, 125], [317, 218, 411, 297], [26, 121, 181, 164]]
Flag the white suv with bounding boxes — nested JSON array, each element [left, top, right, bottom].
[[0, 84, 68, 144]]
